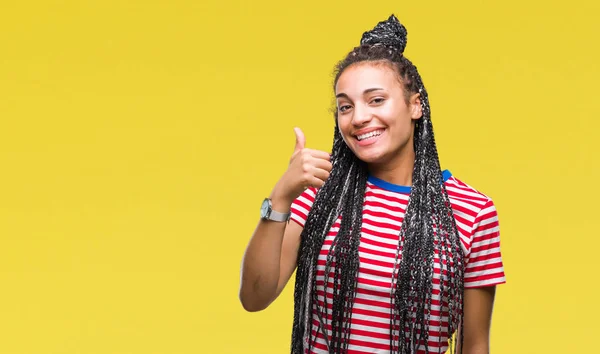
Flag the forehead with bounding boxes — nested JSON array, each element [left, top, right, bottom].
[[335, 62, 400, 95]]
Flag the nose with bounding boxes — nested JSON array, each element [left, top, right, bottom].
[[351, 104, 372, 126]]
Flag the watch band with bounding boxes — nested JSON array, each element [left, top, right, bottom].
[[268, 208, 291, 222]]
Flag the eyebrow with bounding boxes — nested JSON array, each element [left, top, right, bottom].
[[336, 88, 385, 99]]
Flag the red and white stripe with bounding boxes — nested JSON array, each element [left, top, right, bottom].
[[290, 172, 506, 353]]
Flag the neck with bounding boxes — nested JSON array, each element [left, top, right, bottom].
[[368, 147, 415, 186]]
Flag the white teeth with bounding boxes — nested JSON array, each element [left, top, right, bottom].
[[357, 130, 383, 141]]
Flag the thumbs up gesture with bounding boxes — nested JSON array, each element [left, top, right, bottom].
[[272, 128, 333, 204]]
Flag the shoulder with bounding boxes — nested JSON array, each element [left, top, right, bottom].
[[443, 171, 496, 216], [443, 171, 500, 247]]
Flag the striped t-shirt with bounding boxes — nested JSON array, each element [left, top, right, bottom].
[[290, 170, 506, 353]]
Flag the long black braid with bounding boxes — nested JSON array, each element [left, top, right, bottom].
[[291, 15, 465, 354]]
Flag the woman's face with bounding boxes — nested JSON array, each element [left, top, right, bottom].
[[335, 62, 422, 168]]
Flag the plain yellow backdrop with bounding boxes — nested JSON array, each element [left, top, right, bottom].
[[0, 0, 598, 353]]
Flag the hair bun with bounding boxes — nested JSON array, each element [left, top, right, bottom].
[[360, 14, 408, 53]]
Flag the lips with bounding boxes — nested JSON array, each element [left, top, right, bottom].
[[352, 128, 385, 147], [356, 129, 384, 141]]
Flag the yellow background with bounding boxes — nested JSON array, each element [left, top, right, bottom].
[[0, 0, 598, 353]]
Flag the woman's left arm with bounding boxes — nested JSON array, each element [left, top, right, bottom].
[[458, 286, 496, 354]]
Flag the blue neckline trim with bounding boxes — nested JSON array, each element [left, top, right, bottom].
[[367, 169, 453, 193]]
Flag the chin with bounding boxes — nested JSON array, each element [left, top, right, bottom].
[[352, 149, 388, 164]]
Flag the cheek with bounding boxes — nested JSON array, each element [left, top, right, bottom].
[[337, 115, 351, 136], [384, 107, 413, 129], [337, 123, 352, 147], [336, 118, 359, 152], [378, 104, 397, 117], [338, 133, 355, 156]]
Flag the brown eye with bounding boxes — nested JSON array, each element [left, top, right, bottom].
[[339, 105, 352, 112], [371, 98, 385, 104]]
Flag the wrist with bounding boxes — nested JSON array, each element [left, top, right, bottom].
[[269, 190, 293, 213], [270, 182, 295, 211]]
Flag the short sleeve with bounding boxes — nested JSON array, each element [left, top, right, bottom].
[[464, 199, 506, 288], [289, 187, 317, 227]]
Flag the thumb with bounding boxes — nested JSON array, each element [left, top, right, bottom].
[[293, 127, 305, 152]]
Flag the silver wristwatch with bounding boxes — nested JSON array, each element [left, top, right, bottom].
[[260, 198, 291, 222]]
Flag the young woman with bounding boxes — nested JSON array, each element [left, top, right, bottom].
[[239, 15, 505, 354]]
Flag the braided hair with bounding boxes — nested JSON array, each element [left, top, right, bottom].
[[291, 15, 465, 354]]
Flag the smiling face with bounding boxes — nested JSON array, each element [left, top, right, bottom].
[[335, 62, 422, 172]]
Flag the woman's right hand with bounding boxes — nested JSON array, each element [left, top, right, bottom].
[[271, 127, 333, 205], [240, 127, 330, 312]]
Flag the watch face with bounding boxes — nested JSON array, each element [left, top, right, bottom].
[[260, 199, 270, 218]]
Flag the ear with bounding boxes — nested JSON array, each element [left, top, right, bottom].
[[409, 93, 423, 120]]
